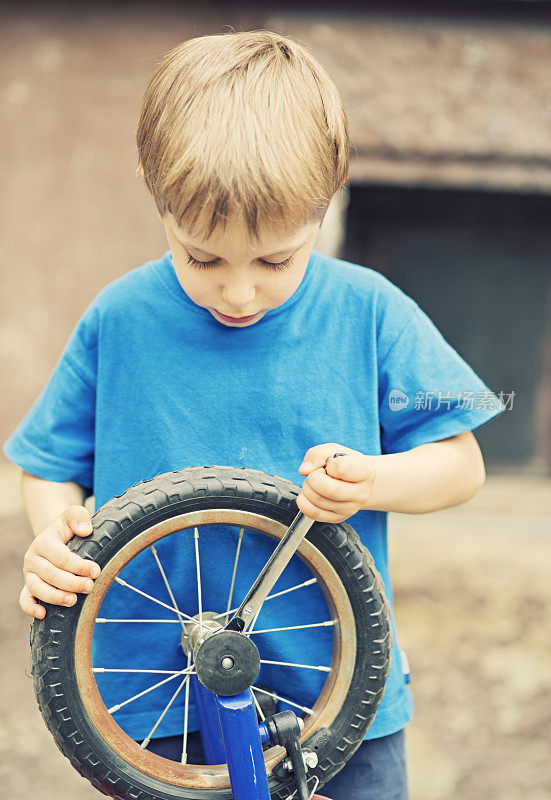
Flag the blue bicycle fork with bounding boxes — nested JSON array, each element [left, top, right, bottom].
[[192, 676, 271, 800], [190, 507, 327, 800]]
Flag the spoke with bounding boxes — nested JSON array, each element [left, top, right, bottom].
[[249, 620, 336, 635], [247, 608, 261, 636], [96, 618, 180, 624], [181, 654, 191, 764], [289, 775, 319, 800], [106, 665, 195, 714], [150, 545, 186, 631], [252, 685, 313, 715], [194, 527, 203, 631], [259, 659, 330, 672], [140, 675, 190, 748], [251, 688, 265, 721], [225, 527, 245, 622], [230, 512, 315, 631], [94, 668, 196, 675], [113, 576, 196, 622], [263, 577, 317, 602], [214, 578, 318, 620]]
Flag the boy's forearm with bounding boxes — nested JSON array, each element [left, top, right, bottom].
[[20, 471, 87, 536], [364, 432, 486, 514]]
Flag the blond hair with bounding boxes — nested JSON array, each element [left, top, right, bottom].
[[137, 30, 349, 241]]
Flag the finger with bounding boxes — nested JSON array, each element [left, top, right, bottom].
[[296, 491, 349, 523], [34, 535, 100, 579], [28, 555, 95, 594], [59, 505, 94, 541], [324, 454, 376, 484], [19, 585, 46, 619], [305, 469, 359, 502], [299, 444, 344, 474], [305, 457, 375, 497], [25, 572, 77, 607], [301, 479, 357, 510], [299, 444, 363, 475]]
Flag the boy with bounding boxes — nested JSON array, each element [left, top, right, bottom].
[[5, 30, 503, 799]]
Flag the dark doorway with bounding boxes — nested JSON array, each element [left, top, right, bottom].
[[344, 184, 551, 469]]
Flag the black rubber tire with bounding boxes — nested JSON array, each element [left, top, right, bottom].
[[30, 465, 392, 799]]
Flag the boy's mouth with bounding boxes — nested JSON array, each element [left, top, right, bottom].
[[214, 310, 261, 324]]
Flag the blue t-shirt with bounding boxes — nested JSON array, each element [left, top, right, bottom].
[[4, 249, 503, 741]]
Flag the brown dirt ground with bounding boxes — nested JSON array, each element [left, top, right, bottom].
[[0, 462, 550, 800]]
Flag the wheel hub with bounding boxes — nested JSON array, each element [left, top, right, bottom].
[[180, 610, 261, 696], [180, 611, 222, 657], [194, 628, 261, 696]]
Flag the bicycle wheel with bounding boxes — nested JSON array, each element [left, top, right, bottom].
[[30, 465, 392, 800]]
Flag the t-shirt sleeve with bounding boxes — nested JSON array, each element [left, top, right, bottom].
[[378, 300, 505, 455], [3, 303, 98, 490]]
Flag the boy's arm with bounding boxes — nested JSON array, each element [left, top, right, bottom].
[[361, 431, 485, 514], [19, 471, 100, 619], [21, 471, 88, 535], [297, 432, 486, 522]]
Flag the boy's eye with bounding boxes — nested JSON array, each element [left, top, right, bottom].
[[185, 254, 294, 271]]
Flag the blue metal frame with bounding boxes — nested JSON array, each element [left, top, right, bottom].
[[192, 680, 271, 800], [191, 676, 227, 764]]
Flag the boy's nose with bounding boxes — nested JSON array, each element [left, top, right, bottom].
[[222, 283, 256, 310]]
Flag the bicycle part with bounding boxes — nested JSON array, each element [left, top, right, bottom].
[[226, 511, 315, 633], [192, 676, 226, 764], [30, 465, 392, 799], [216, 691, 270, 800], [228, 453, 346, 635], [255, 684, 278, 720], [264, 711, 309, 800], [194, 629, 261, 695]]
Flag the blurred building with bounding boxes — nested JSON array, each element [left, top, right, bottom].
[[2, 1, 550, 470], [277, 3, 551, 471]]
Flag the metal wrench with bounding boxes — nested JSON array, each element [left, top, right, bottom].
[[226, 452, 347, 633]]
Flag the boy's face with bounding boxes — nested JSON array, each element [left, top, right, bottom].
[[161, 212, 322, 327]]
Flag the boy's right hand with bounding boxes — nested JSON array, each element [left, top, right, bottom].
[[20, 506, 101, 620]]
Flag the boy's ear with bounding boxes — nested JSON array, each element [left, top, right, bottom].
[[136, 162, 145, 180]]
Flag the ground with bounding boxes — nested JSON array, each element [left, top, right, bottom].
[[0, 462, 549, 800]]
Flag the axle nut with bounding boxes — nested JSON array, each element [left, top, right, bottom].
[[194, 630, 260, 696]]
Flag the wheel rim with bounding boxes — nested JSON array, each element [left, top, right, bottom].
[[74, 509, 357, 790]]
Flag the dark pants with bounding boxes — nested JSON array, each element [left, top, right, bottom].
[[322, 730, 408, 800], [146, 728, 408, 800]]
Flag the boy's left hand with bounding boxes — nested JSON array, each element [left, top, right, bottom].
[[297, 443, 376, 523]]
